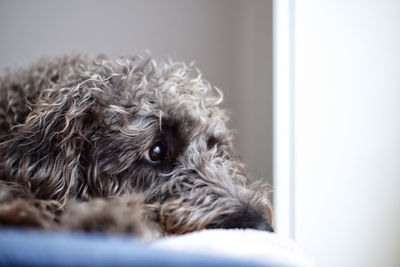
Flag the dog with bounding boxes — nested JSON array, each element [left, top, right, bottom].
[[0, 54, 273, 238]]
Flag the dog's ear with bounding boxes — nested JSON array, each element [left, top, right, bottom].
[[0, 85, 99, 202]]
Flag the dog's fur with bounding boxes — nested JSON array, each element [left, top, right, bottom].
[[0, 54, 272, 238]]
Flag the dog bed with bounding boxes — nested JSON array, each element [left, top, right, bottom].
[[151, 229, 313, 266], [0, 228, 312, 266]]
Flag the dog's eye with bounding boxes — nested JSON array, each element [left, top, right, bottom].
[[145, 142, 167, 164]]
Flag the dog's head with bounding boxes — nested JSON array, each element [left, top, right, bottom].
[[1, 55, 273, 234]]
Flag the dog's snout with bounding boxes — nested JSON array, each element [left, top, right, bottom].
[[207, 208, 274, 232], [233, 213, 274, 232], [253, 220, 274, 232]]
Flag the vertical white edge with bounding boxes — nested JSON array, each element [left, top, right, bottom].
[[273, 0, 295, 239]]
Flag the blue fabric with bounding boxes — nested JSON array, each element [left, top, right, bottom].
[[0, 228, 278, 267]]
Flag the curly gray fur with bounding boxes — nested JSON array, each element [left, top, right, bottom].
[[0, 54, 272, 237]]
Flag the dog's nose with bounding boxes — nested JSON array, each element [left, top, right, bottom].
[[237, 213, 274, 232], [253, 220, 274, 232], [207, 209, 274, 232]]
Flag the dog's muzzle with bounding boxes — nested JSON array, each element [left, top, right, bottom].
[[205, 206, 274, 232]]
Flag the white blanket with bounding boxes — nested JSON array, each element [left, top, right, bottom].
[[151, 229, 313, 266]]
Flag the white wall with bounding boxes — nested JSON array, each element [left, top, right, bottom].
[[0, 0, 273, 184], [275, 0, 400, 266]]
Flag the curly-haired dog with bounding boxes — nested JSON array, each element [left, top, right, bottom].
[[0, 54, 273, 238]]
